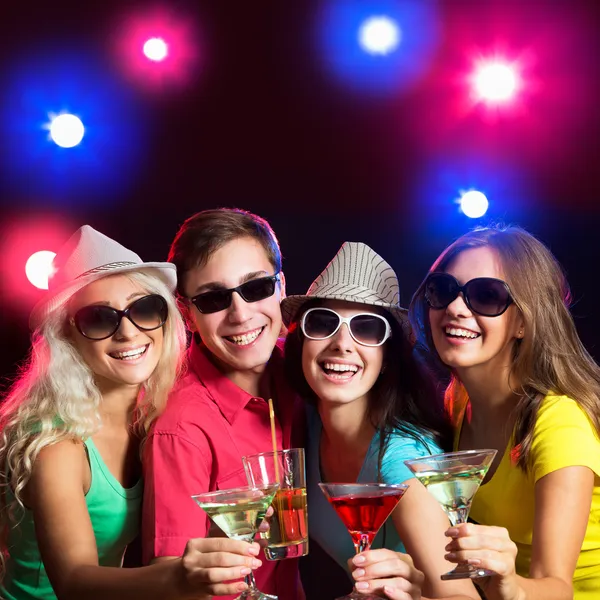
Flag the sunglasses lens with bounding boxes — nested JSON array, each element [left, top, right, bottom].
[[239, 277, 277, 303], [350, 315, 388, 346], [75, 306, 120, 340], [129, 295, 168, 330], [193, 290, 232, 314], [303, 309, 340, 339], [425, 274, 458, 309], [192, 277, 277, 314], [466, 279, 511, 316]]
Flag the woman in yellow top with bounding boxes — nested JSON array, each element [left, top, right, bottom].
[[409, 224, 600, 600]]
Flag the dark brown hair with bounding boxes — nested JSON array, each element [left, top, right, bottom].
[[168, 208, 282, 296], [409, 224, 600, 471], [284, 298, 453, 477]]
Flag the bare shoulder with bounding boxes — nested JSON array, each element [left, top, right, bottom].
[[26, 438, 88, 500], [34, 438, 87, 468]]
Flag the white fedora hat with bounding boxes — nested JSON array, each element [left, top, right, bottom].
[[29, 225, 177, 330], [281, 241, 408, 331]]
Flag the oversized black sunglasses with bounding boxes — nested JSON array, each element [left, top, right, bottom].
[[301, 307, 392, 347], [424, 272, 513, 317], [190, 273, 280, 314], [73, 294, 168, 340]]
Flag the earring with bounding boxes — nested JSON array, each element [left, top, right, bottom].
[[518, 329, 524, 338]]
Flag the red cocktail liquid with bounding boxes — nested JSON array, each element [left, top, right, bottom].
[[328, 490, 405, 547]]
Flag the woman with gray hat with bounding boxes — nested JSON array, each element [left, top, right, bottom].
[[283, 242, 479, 600], [0, 226, 270, 600]]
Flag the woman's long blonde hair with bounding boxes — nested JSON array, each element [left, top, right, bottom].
[[0, 269, 186, 567], [409, 225, 600, 470]]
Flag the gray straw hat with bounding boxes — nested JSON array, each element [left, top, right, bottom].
[[29, 225, 177, 330], [281, 241, 408, 330]]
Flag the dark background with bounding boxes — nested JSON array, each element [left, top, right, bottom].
[[1, 0, 600, 384]]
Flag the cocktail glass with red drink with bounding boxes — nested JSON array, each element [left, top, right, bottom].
[[318, 482, 409, 600]]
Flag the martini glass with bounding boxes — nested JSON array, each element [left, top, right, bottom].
[[319, 483, 409, 600], [192, 484, 279, 600], [404, 449, 497, 580]]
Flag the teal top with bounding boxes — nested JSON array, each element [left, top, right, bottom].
[[306, 405, 441, 576], [1, 438, 143, 600]]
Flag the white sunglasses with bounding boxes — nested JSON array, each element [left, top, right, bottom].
[[300, 307, 392, 347]]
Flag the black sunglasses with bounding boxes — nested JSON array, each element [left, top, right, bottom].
[[190, 273, 280, 314], [424, 272, 513, 317], [301, 307, 392, 347], [73, 294, 168, 340]]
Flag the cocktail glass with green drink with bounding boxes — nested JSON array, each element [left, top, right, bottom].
[[404, 449, 497, 580], [192, 484, 280, 600]]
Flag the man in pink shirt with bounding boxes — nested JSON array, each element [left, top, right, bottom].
[[142, 208, 302, 600]]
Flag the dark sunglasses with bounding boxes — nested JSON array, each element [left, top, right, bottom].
[[301, 307, 392, 347], [424, 272, 513, 317], [73, 294, 168, 340], [190, 273, 280, 314]]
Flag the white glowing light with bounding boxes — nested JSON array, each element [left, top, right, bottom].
[[358, 16, 401, 55], [459, 190, 489, 218], [474, 63, 517, 102], [143, 37, 168, 62], [49, 114, 85, 148], [25, 251, 57, 290]]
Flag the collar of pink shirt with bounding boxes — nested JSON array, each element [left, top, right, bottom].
[[188, 339, 297, 448]]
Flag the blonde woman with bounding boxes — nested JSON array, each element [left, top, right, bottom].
[[410, 225, 600, 600], [0, 226, 266, 600]]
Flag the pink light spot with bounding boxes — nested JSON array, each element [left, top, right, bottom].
[[143, 37, 168, 62], [474, 62, 518, 102], [25, 251, 56, 290]]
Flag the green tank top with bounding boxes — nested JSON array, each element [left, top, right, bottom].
[[1, 438, 142, 599]]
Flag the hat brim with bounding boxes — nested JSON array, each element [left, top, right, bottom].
[[29, 262, 177, 331], [281, 293, 409, 333]]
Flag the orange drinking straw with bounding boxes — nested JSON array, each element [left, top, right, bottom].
[[268, 398, 280, 483]]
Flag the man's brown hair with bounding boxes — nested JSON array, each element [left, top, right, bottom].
[[168, 208, 282, 296]]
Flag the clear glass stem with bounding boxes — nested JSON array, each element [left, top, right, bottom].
[[353, 533, 371, 555], [348, 536, 372, 597], [447, 508, 469, 527], [245, 571, 258, 591], [447, 512, 471, 572]]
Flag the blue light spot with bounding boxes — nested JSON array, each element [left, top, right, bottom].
[[316, 0, 440, 96], [0, 49, 148, 207]]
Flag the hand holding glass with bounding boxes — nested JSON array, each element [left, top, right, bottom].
[[404, 449, 497, 580], [192, 484, 279, 600], [243, 448, 309, 560]]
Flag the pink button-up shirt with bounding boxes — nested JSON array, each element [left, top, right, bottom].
[[142, 341, 301, 600]]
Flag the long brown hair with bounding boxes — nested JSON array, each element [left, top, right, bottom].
[[409, 225, 600, 470]]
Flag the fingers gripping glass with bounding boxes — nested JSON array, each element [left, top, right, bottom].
[[190, 274, 280, 314], [73, 294, 168, 340], [424, 273, 513, 317], [301, 307, 392, 347]]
